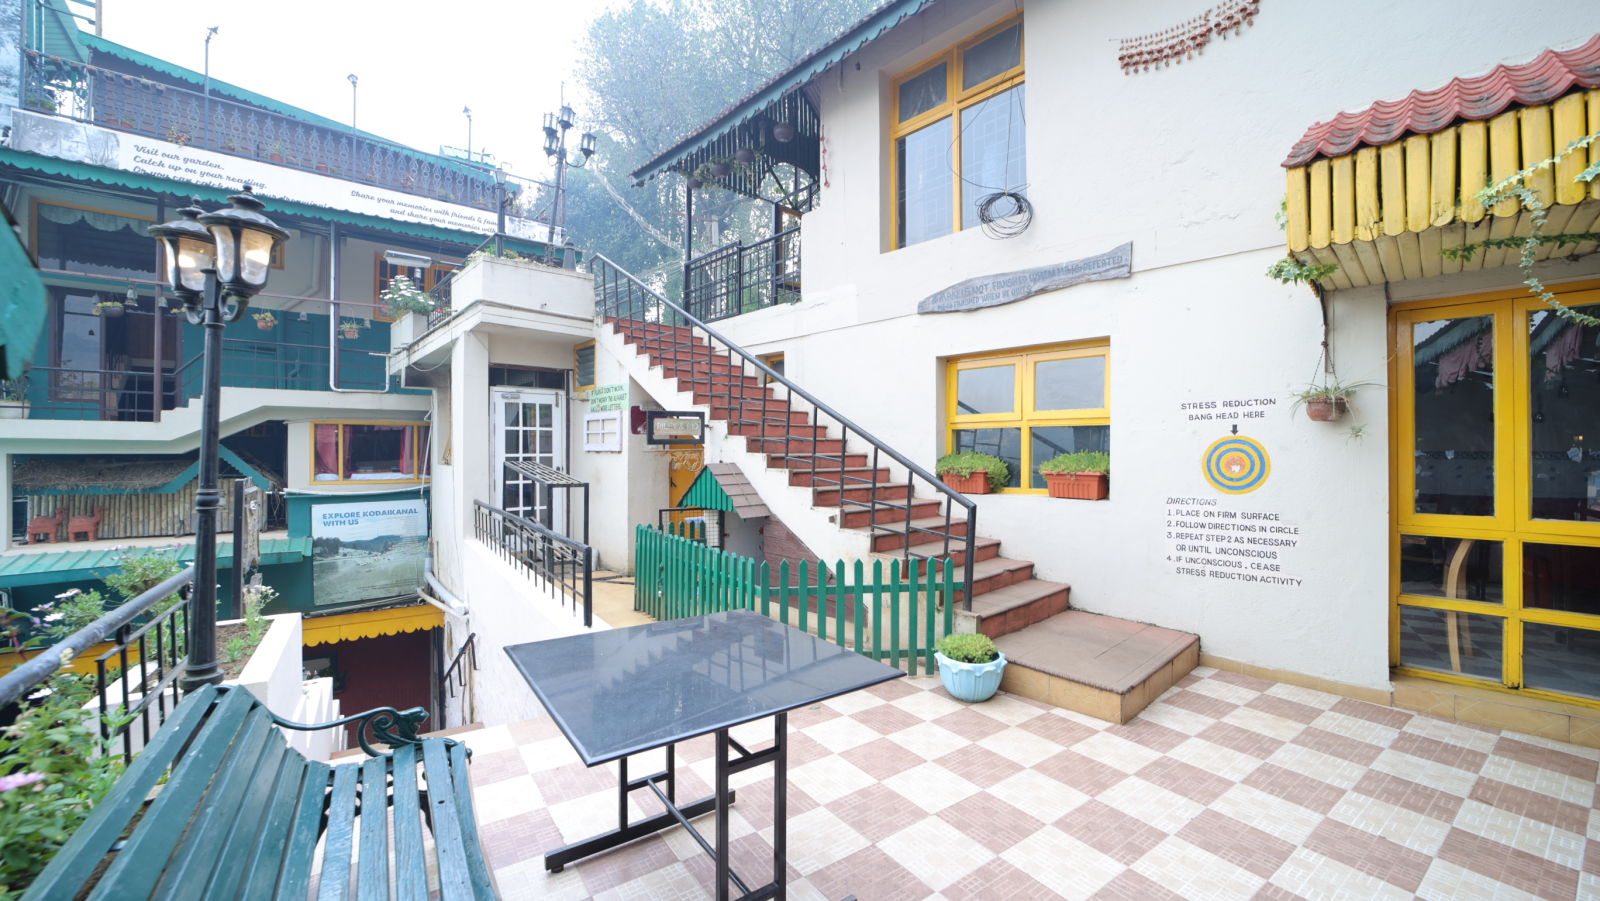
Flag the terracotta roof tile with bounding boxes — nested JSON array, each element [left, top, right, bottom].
[[1283, 33, 1600, 167]]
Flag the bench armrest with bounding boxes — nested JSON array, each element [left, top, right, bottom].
[[268, 704, 461, 758]]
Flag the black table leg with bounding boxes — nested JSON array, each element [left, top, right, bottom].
[[543, 743, 724, 873], [716, 728, 732, 901], [773, 711, 787, 900]]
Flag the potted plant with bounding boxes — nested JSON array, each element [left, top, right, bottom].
[[251, 311, 277, 331], [338, 319, 365, 340], [0, 379, 28, 419], [710, 158, 732, 177], [267, 141, 286, 162], [935, 451, 1009, 495], [379, 275, 435, 318], [1292, 378, 1376, 422], [934, 633, 1007, 702], [92, 300, 125, 318], [1038, 451, 1110, 500]]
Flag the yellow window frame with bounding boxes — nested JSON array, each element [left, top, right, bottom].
[[311, 420, 430, 484], [574, 340, 597, 391], [889, 12, 1025, 249], [1388, 281, 1600, 707], [947, 340, 1109, 494]]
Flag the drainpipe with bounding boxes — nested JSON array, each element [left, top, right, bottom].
[[326, 221, 390, 394], [422, 552, 469, 616]]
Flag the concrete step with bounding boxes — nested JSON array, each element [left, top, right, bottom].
[[789, 467, 893, 488], [814, 482, 914, 507], [869, 516, 970, 552], [769, 452, 870, 470], [746, 434, 839, 453], [993, 611, 1199, 724], [839, 497, 944, 528], [961, 556, 1036, 599], [957, 578, 1070, 637]]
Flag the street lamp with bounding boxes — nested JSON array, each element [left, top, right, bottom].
[[150, 188, 288, 691], [542, 106, 596, 243]]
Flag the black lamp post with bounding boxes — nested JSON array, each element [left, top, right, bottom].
[[542, 105, 596, 243], [150, 189, 288, 691]]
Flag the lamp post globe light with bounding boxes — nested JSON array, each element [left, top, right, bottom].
[[150, 188, 288, 691], [542, 105, 596, 243]]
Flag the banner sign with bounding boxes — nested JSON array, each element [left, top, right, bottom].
[[917, 242, 1133, 314], [310, 499, 428, 607], [587, 384, 628, 412], [10, 110, 550, 240]]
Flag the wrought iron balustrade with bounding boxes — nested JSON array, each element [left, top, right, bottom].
[[591, 254, 976, 609], [20, 50, 555, 214], [473, 501, 594, 627], [683, 226, 801, 323], [439, 632, 477, 728], [0, 566, 196, 763]]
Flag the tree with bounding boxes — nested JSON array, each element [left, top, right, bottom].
[[567, 0, 883, 285]]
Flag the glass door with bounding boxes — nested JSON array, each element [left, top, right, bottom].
[[1393, 287, 1600, 704], [492, 388, 565, 531]]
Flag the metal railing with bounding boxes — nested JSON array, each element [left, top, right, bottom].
[[473, 501, 594, 627], [0, 566, 196, 762], [20, 49, 557, 215], [683, 226, 801, 322], [591, 254, 977, 609], [439, 632, 476, 728]]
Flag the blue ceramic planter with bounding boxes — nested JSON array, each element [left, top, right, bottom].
[[935, 651, 1007, 702]]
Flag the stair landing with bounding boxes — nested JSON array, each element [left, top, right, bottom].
[[993, 611, 1199, 724]]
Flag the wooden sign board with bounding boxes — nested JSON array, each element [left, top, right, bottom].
[[646, 411, 706, 445]]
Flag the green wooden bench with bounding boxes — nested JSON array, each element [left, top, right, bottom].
[[24, 683, 496, 900]]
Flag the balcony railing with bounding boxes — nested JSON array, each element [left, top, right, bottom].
[[21, 49, 555, 215], [683, 226, 801, 323], [473, 501, 593, 628]]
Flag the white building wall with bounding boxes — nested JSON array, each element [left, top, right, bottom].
[[699, 0, 1595, 690]]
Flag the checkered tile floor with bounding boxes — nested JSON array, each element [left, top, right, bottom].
[[458, 667, 1600, 900]]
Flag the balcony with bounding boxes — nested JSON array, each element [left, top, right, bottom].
[[20, 49, 549, 216], [683, 225, 801, 323]]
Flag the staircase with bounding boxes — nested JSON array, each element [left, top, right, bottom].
[[592, 256, 1196, 723]]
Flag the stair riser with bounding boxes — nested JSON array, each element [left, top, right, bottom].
[[961, 564, 1036, 600], [840, 502, 943, 529], [691, 388, 774, 405], [787, 469, 893, 488], [975, 589, 1071, 639], [655, 358, 746, 376], [901, 542, 1003, 570], [676, 374, 768, 393], [769, 454, 869, 470], [748, 437, 842, 455], [813, 484, 913, 506], [872, 522, 969, 552], [628, 337, 712, 355], [712, 407, 811, 426], [731, 423, 827, 438]]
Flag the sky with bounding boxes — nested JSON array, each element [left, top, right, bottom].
[[100, 0, 608, 184]]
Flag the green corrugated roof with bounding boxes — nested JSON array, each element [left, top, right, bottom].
[[0, 146, 502, 246], [0, 537, 311, 588], [0, 201, 47, 381], [682, 469, 734, 512], [632, 0, 938, 181]]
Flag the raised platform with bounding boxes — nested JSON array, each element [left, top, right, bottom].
[[994, 610, 1199, 724]]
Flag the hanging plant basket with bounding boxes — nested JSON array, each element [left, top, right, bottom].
[[1304, 396, 1348, 421], [93, 302, 125, 318]]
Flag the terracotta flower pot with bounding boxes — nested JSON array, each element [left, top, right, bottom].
[[1305, 397, 1348, 421], [941, 472, 992, 495], [256, 319, 275, 331], [341, 328, 360, 340], [1042, 471, 1108, 500]]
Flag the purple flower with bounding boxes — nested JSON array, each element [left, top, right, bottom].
[[0, 772, 45, 792]]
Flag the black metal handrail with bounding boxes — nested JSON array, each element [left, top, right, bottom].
[[0, 567, 196, 760], [439, 632, 476, 728], [473, 501, 594, 627], [590, 254, 977, 609], [683, 226, 801, 322]]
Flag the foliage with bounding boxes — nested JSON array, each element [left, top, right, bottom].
[[101, 549, 185, 618], [1265, 256, 1338, 286], [223, 583, 277, 665], [1290, 377, 1377, 412], [0, 380, 25, 403], [935, 452, 1010, 492], [251, 310, 277, 327], [378, 275, 435, 317], [1038, 451, 1110, 475], [1443, 129, 1600, 326], [27, 589, 109, 645], [338, 318, 367, 335], [0, 675, 125, 899], [90, 301, 124, 317], [935, 632, 999, 664]]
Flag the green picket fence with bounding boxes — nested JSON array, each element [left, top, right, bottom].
[[634, 525, 956, 674]]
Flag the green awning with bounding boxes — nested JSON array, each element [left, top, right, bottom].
[[0, 147, 505, 247], [0, 537, 311, 588], [0, 201, 47, 381]]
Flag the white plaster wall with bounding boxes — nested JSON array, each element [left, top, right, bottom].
[[693, 0, 1593, 690], [459, 540, 610, 726]]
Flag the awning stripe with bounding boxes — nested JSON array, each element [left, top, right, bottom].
[[302, 604, 443, 646]]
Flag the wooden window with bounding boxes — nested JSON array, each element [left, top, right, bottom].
[[947, 341, 1108, 492], [891, 14, 1025, 248], [574, 341, 596, 391], [312, 422, 430, 483]]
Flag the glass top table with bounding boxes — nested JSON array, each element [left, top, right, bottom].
[[506, 609, 903, 899]]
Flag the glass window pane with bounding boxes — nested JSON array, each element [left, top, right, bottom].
[[956, 365, 1014, 415], [342, 424, 405, 477], [897, 123, 953, 247], [962, 24, 1021, 89], [1029, 426, 1109, 490], [1523, 623, 1600, 700], [954, 428, 1021, 488], [503, 402, 520, 428], [1035, 355, 1104, 411], [314, 423, 340, 479], [1412, 316, 1495, 516], [537, 404, 553, 428], [1399, 606, 1502, 681], [1397, 535, 1502, 604], [960, 85, 1026, 230], [1523, 543, 1600, 616], [898, 62, 947, 122], [1527, 303, 1600, 520]]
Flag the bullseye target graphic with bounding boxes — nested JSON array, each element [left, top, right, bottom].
[[1203, 435, 1270, 495]]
